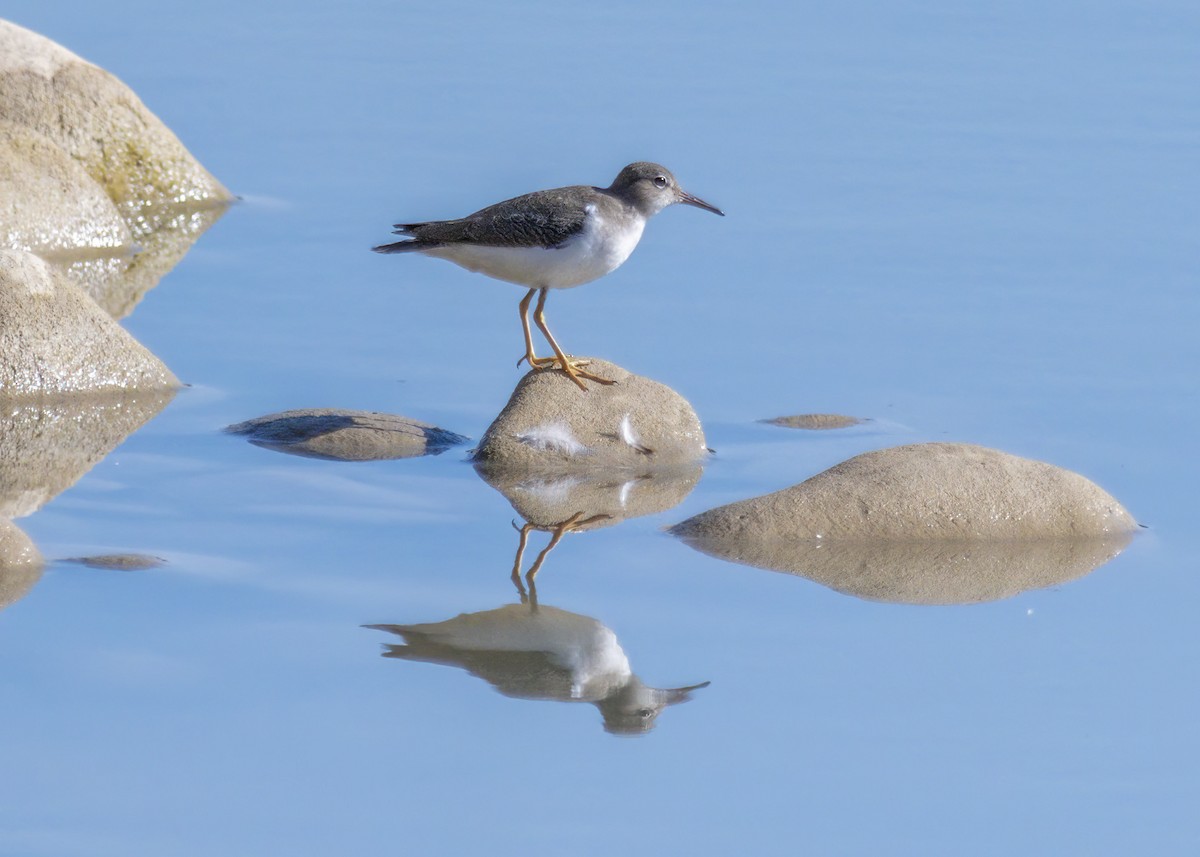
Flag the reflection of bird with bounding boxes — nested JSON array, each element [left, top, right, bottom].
[[367, 604, 708, 734], [372, 162, 723, 390]]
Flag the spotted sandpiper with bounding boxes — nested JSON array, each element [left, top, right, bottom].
[[372, 162, 723, 390]]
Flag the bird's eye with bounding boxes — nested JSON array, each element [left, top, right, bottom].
[[653, 176, 668, 189], [638, 708, 653, 718]]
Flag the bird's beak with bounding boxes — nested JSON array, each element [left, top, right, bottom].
[[677, 190, 725, 216], [662, 680, 712, 704]]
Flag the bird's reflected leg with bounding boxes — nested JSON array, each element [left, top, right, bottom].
[[523, 511, 613, 587], [510, 519, 535, 604], [511, 512, 614, 608], [531, 288, 614, 390]]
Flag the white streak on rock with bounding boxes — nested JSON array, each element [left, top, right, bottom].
[[514, 423, 589, 456]]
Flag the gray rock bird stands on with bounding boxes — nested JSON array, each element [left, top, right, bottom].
[[373, 162, 723, 390]]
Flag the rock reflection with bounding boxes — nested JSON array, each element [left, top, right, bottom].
[[0, 390, 175, 518], [42, 201, 229, 319], [674, 532, 1136, 605], [0, 517, 43, 611], [367, 595, 708, 735], [475, 461, 702, 534]]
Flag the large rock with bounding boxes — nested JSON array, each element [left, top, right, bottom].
[[0, 19, 232, 235], [670, 443, 1139, 604], [226, 408, 469, 461], [0, 250, 179, 396], [0, 388, 175, 517], [673, 443, 1136, 542], [0, 121, 134, 254], [473, 359, 707, 472]]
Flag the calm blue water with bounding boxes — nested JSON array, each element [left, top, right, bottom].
[[3, 2, 1198, 855]]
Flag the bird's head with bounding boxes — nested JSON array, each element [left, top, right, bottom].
[[608, 162, 724, 218]]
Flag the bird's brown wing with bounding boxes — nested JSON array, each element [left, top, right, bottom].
[[393, 186, 591, 249]]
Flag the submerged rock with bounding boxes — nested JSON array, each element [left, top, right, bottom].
[[0, 20, 232, 234], [62, 553, 167, 571], [0, 250, 179, 397], [473, 358, 707, 471], [670, 442, 1139, 604], [226, 408, 469, 461], [760, 413, 865, 430]]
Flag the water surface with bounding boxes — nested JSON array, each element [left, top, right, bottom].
[[2, 2, 1198, 855]]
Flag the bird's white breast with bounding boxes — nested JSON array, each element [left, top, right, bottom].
[[427, 204, 646, 290]]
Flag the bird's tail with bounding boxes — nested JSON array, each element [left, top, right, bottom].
[[371, 239, 444, 254]]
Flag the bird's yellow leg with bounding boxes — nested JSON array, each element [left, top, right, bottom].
[[516, 289, 558, 370], [532, 289, 614, 390]]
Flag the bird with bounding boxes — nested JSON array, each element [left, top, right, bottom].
[[372, 162, 724, 390]]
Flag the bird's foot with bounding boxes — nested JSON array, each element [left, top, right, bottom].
[[546, 357, 615, 391], [517, 354, 614, 391], [517, 353, 567, 370]]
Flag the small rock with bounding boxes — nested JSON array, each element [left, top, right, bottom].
[[0, 250, 179, 397], [760, 413, 865, 430], [226, 408, 469, 461], [63, 553, 166, 571], [472, 359, 707, 471]]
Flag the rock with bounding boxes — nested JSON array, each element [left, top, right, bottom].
[[0, 517, 43, 610], [0, 388, 175, 517], [670, 443, 1139, 604], [760, 413, 865, 430], [0, 20, 233, 235], [0, 250, 179, 396], [226, 408, 469, 461], [476, 462, 702, 531], [672, 443, 1136, 542], [472, 359, 707, 471], [0, 121, 134, 255], [62, 553, 166, 571]]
